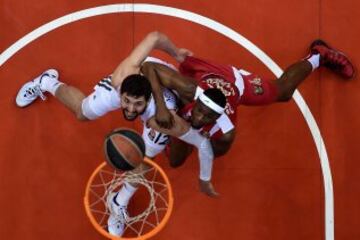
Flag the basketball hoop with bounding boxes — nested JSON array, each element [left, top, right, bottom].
[[84, 158, 174, 239]]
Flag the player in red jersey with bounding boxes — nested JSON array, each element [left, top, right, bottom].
[[141, 40, 355, 196]]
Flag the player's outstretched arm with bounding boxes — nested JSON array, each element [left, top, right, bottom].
[[178, 127, 218, 197], [147, 115, 219, 197], [141, 62, 197, 128], [112, 31, 191, 88], [210, 129, 236, 157]]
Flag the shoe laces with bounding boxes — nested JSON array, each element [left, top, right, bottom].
[[24, 85, 46, 100], [108, 193, 129, 223], [114, 205, 129, 223], [34, 85, 47, 100], [326, 51, 348, 66]]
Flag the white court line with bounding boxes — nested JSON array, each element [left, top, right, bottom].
[[0, 3, 334, 240]]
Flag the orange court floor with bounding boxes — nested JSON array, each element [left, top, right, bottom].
[[0, 1, 359, 240]]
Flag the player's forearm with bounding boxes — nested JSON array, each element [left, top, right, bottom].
[[150, 31, 179, 59], [198, 140, 214, 181], [141, 62, 168, 110], [178, 128, 214, 181]]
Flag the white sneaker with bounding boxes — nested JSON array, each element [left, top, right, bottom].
[[15, 69, 59, 107], [106, 192, 129, 237]]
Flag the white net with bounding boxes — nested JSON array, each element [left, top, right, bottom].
[[85, 160, 173, 239]]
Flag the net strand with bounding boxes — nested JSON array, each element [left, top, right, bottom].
[[87, 163, 171, 237]]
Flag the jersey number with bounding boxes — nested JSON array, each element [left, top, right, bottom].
[[153, 132, 170, 145]]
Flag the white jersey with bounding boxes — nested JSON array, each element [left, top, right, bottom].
[[81, 57, 177, 158], [83, 76, 176, 120]]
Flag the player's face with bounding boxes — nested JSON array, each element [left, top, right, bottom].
[[190, 100, 221, 129], [121, 93, 148, 121]]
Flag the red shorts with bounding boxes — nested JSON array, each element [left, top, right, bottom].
[[238, 73, 279, 105]]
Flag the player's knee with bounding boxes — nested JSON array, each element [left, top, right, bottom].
[[76, 107, 88, 121], [169, 157, 186, 168], [277, 92, 293, 102], [214, 151, 227, 158], [169, 161, 183, 168], [76, 112, 88, 121]]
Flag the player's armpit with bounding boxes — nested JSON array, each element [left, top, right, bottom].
[[147, 110, 190, 137], [210, 129, 236, 157]]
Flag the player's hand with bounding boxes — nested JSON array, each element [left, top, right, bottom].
[[199, 179, 219, 198], [155, 107, 174, 129], [175, 48, 193, 63]]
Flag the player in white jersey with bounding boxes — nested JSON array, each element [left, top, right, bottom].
[[15, 31, 184, 160], [15, 31, 217, 236], [86, 71, 177, 157]]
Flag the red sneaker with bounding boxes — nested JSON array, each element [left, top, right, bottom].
[[310, 39, 355, 79]]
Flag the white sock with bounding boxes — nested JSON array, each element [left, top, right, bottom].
[[306, 53, 320, 71], [41, 78, 64, 96], [115, 182, 138, 207]]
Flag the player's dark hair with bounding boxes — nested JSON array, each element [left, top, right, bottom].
[[120, 74, 152, 101], [203, 88, 226, 108]]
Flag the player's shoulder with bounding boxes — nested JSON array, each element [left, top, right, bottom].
[[112, 62, 140, 88]]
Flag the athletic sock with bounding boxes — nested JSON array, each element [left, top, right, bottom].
[[115, 182, 138, 207], [40, 76, 64, 96], [306, 53, 320, 71]]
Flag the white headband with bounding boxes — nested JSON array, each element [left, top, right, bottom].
[[198, 92, 225, 114]]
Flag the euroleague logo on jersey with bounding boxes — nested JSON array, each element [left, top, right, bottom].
[[249, 77, 264, 95]]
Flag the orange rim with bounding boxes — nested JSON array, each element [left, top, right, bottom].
[[84, 158, 174, 240]]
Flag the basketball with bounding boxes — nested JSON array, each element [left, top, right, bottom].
[[104, 128, 145, 171]]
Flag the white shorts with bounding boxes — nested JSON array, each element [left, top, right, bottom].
[[81, 76, 121, 120], [142, 124, 170, 158]]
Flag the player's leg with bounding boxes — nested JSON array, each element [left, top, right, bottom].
[[54, 84, 87, 120], [111, 127, 166, 209], [16, 72, 121, 121], [110, 128, 161, 204], [239, 40, 355, 105], [16, 69, 88, 120], [107, 160, 149, 236], [167, 137, 193, 168], [107, 127, 168, 237], [274, 60, 313, 101], [275, 39, 355, 102], [54, 75, 120, 120]]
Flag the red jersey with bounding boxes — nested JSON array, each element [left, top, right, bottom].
[[178, 56, 244, 139]]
